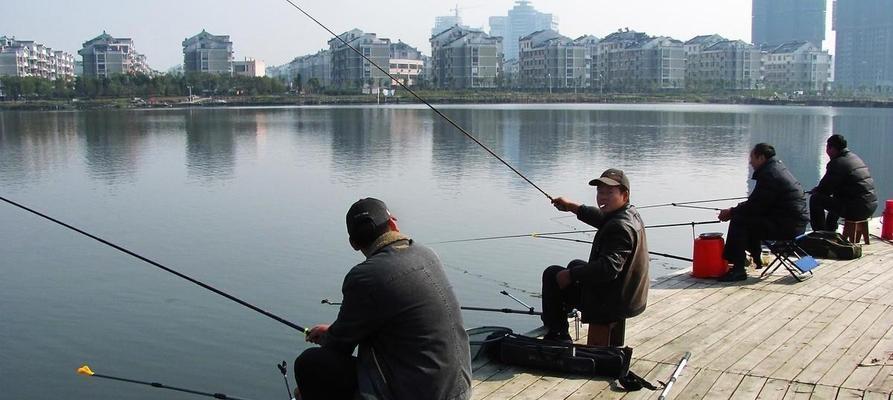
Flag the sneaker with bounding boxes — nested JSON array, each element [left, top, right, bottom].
[[718, 269, 747, 282], [543, 331, 573, 344]]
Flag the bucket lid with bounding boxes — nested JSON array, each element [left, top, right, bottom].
[[699, 232, 724, 239]]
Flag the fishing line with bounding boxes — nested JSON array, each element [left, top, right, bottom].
[[638, 196, 747, 210], [76, 365, 253, 400], [533, 235, 693, 262], [670, 204, 723, 211], [322, 297, 542, 316], [0, 195, 309, 334], [429, 220, 722, 244], [282, 0, 552, 201]]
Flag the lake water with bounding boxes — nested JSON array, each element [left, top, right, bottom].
[[1, 104, 891, 399]]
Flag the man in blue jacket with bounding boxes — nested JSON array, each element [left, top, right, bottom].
[[809, 134, 878, 231], [294, 198, 472, 400], [717, 143, 809, 282]]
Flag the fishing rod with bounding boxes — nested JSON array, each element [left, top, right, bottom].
[[658, 352, 691, 400], [276, 361, 292, 400], [429, 220, 723, 244], [322, 298, 542, 316], [76, 365, 253, 400], [0, 195, 309, 335], [281, 0, 552, 201], [534, 235, 694, 262], [671, 204, 723, 211], [638, 196, 747, 210]]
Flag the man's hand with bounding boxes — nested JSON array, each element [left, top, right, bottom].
[[306, 324, 330, 345], [718, 208, 733, 222], [552, 197, 581, 214], [556, 269, 573, 289]]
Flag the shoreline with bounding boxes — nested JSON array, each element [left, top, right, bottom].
[[2, 92, 893, 111]]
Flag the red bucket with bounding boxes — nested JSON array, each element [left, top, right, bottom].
[[883, 200, 893, 240], [692, 233, 729, 278]]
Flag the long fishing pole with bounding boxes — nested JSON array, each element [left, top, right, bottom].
[[76, 365, 253, 400], [671, 204, 723, 211], [281, 0, 552, 201], [430, 220, 722, 244], [534, 235, 693, 262], [0, 195, 309, 335], [323, 298, 541, 316], [638, 196, 747, 210]]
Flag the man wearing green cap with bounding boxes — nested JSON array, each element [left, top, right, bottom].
[[545, 169, 650, 345]]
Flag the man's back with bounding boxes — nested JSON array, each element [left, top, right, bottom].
[[739, 158, 808, 229], [327, 235, 472, 400], [820, 150, 877, 219]]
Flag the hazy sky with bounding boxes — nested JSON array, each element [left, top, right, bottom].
[[5, 0, 836, 71]]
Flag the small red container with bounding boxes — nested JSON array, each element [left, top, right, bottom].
[[882, 200, 893, 240], [692, 233, 729, 278]]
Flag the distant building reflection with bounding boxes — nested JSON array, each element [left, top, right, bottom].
[[748, 110, 831, 193], [184, 109, 261, 182], [0, 111, 80, 187], [82, 111, 147, 184]]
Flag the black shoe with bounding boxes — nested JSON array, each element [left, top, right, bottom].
[[543, 331, 573, 344], [718, 269, 747, 282]]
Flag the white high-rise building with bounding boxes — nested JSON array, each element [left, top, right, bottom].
[[488, 0, 557, 61]]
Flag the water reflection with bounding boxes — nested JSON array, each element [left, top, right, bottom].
[[834, 110, 893, 210], [0, 111, 80, 187], [184, 109, 261, 182]]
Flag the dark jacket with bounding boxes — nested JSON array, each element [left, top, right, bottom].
[[323, 232, 472, 400], [568, 203, 649, 324], [815, 149, 878, 220], [733, 158, 809, 234]]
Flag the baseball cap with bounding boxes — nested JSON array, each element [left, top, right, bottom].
[[346, 198, 392, 239], [588, 168, 630, 191]]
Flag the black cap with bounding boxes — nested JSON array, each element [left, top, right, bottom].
[[589, 168, 630, 191], [346, 198, 391, 240]]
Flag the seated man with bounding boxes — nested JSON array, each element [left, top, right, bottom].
[[718, 143, 809, 282], [546, 169, 649, 346], [294, 198, 471, 400], [809, 134, 877, 231]]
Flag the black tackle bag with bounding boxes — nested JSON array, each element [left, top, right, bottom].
[[467, 327, 660, 392], [796, 231, 862, 260]]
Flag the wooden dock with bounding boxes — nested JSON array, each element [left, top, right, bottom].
[[472, 223, 893, 399]]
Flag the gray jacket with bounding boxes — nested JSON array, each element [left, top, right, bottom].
[[323, 232, 472, 400]]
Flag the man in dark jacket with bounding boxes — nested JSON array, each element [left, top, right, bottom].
[[809, 134, 878, 231], [717, 143, 809, 282], [294, 198, 472, 400], [545, 169, 649, 346]]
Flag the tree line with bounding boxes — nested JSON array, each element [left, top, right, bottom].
[[0, 73, 288, 100]]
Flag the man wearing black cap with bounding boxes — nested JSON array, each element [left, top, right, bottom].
[[717, 143, 809, 282], [809, 134, 878, 232], [293, 198, 471, 400], [545, 169, 650, 346]]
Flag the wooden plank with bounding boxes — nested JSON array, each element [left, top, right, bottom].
[[506, 374, 566, 400], [781, 382, 815, 400], [536, 375, 589, 400], [769, 301, 870, 381], [755, 378, 791, 400], [479, 371, 541, 400], [749, 299, 851, 378], [807, 385, 838, 400], [726, 297, 836, 375], [797, 303, 887, 384], [645, 290, 786, 364], [633, 288, 757, 357], [862, 391, 889, 400], [729, 375, 769, 400], [626, 284, 733, 340], [636, 362, 680, 400], [672, 368, 722, 400], [867, 366, 893, 394], [834, 307, 893, 389], [692, 293, 811, 371], [473, 366, 523, 399], [701, 371, 745, 400], [838, 388, 866, 399]]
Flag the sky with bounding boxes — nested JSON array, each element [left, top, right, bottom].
[[4, 0, 837, 71]]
